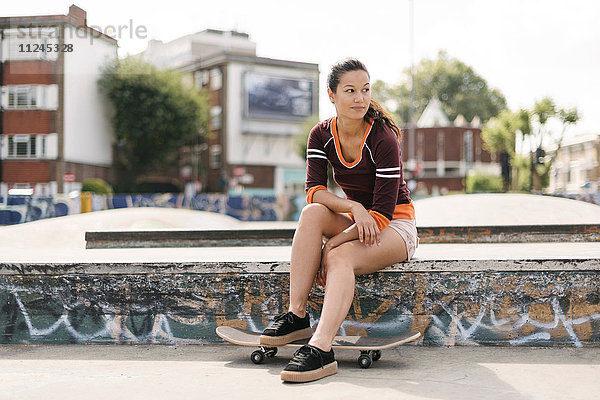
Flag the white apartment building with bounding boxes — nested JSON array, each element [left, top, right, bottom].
[[548, 133, 600, 194]]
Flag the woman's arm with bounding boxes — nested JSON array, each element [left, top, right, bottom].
[[312, 189, 357, 213], [313, 190, 380, 247], [315, 221, 381, 286], [325, 223, 359, 248]]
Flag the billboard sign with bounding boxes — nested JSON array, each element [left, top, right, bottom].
[[244, 72, 315, 120]]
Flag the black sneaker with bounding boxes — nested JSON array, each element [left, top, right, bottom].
[[280, 344, 338, 383], [259, 311, 312, 346]]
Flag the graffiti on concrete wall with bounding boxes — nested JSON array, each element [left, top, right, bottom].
[[551, 193, 600, 206], [1, 271, 599, 346], [0, 193, 302, 225], [0, 196, 72, 225], [101, 193, 298, 221]]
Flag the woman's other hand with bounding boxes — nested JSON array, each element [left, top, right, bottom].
[[350, 203, 380, 247]]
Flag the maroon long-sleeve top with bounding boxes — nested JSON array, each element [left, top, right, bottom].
[[305, 117, 415, 230]]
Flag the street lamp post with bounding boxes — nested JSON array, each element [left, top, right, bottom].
[[408, 0, 416, 165]]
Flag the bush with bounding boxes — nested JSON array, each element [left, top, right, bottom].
[[81, 178, 114, 194], [466, 171, 503, 193]]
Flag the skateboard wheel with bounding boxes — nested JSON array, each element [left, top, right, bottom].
[[372, 350, 382, 361], [251, 350, 265, 364], [358, 354, 372, 369]]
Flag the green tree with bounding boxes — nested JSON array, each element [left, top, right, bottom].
[[482, 109, 530, 156], [525, 97, 579, 191], [481, 109, 530, 191], [294, 115, 338, 192], [98, 58, 210, 190], [482, 98, 579, 193], [372, 50, 507, 124], [294, 115, 321, 161]]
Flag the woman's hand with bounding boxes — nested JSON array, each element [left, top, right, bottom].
[[315, 243, 331, 287], [350, 203, 381, 247], [314, 207, 380, 288]]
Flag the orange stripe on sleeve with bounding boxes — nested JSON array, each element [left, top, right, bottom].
[[368, 210, 391, 231], [392, 202, 416, 220], [306, 185, 327, 204]]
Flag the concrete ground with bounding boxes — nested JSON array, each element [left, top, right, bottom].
[[0, 344, 598, 400]]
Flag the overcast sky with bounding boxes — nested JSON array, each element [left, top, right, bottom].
[[4, 0, 600, 136]]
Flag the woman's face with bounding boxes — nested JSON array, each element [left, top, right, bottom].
[[328, 69, 371, 121]]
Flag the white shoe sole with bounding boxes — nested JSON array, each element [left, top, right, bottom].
[[259, 328, 312, 346], [280, 361, 338, 383]]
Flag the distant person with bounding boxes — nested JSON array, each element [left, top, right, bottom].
[[260, 58, 418, 382]]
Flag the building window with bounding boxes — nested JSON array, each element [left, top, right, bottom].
[[210, 68, 222, 91], [8, 86, 37, 108], [8, 135, 36, 158], [464, 130, 473, 165], [5, 134, 49, 159], [210, 106, 222, 130], [8, 86, 35, 108], [437, 131, 444, 160], [209, 144, 222, 169], [445, 167, 460, 177], [3, 85, 58, 110], [195, 70, 210, 89]]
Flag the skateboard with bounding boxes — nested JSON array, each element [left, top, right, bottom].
[[216, 326, 421, 369]]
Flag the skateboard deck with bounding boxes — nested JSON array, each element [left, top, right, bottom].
[[216, 326, 421, 369]]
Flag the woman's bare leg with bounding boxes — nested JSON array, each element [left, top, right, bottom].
[[308, 227, 409, 351], [288, 204, 353, 318]]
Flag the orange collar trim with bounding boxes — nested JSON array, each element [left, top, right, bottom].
[[331, 117, 373, 168]]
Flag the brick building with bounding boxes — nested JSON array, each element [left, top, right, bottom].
[[402, 98, 499, 195], [0, 5, 117, 197]]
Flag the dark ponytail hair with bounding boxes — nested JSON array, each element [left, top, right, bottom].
[[327, 58, 402, 140]]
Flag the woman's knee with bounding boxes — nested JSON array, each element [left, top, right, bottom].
[[324, 246, 355, 276], [299, 203, 330, 225]]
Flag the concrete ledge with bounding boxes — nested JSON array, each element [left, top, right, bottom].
[[1, 256, 599, 347], [85, 224, 600, 248], [1, 259, 600, 275], [85, 229, 295, 249], [417, 224, 600, 243]]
